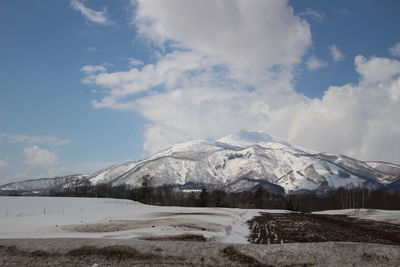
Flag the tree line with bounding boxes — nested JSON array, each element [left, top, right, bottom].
[[44, 175, 400, 212]]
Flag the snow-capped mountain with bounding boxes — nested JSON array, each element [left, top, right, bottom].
[[1, 131, 400, 194]]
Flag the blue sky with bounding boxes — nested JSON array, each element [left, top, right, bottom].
[[1, 0, 400, 183]]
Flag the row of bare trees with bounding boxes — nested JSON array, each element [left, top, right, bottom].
[[45, 176, 400, 212]]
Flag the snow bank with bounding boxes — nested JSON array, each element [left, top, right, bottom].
[[0, 197, 289, 243]]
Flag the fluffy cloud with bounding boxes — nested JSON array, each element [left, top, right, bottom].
[[329, 44, 345, 62], [306, 55, 328, 71], [127, 58, 144, 67], [134, 0, 311, 70], [0, 134, 75, 183], [355, 55, 400, 83], [71, 0, 114, 26], [85, 56, 400, 164], [85, 53, 400, 163], [81, 65, 108, 84], [1, 134, 72, 146], [81, 65, 107, 74], [389, 42, 400, 57], [279, 56, 400, 162], [81, 1, 400, 164], [90, 51, 214, 109], [23, 146, 58, 166]]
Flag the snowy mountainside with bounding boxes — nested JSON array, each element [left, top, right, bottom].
[[0, 174, 87, 193], [86, 131, 400, 192], [1, 131, 399, 193], [365, 161, 400, 176]]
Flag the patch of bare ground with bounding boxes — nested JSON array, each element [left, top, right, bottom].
[[0, 244, 181, 266], [248, 212, 400, 245], [221, 245, 270, 267], [65, 245, 172, 262], [149, 211, 229, 217], [63, 218, 224, 233], [63, 219, 172, 233], [0, 238, 399, 266], [171, 222, 221, 231], [138, 233, 208, 242]]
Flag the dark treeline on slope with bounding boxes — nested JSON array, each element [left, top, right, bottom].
[[38, 175, 400, 212]]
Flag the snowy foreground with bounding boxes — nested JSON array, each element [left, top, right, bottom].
[[0, 196, 289, 243], [1, 197, 400, 266], [2, 197, 400, 243]]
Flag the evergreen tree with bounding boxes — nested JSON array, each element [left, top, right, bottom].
[[138, 175, 153, 204], [199, 188, 209, 207], [252, 186, 266, 209]]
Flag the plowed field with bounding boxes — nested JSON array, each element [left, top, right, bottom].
[[248, 213, 400, 245]]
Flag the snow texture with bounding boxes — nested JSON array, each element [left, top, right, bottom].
[[0, 196, 290, 243]]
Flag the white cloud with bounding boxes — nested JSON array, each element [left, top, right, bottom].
[[80, 1, 400, 164], [89, 51, 214, 109], [0, 160, 9, 168], [134, 0, 311, 70], [84, 49, 303, 153], [71, 0, 114, 26], [389, 42, 400, 58], [1, 134, 72, 146], [329, 44, 345, 62], [84, 53, 400, 164], [277, 56, 400, 163], [23, 146, 58, 166], [355, 55, 400, 83], [298, 8, 324, 21], [81, 65, 108, 84], [127, 58, 144, 67], [81, 65, 107, 74], [306, 55, 328, 71]]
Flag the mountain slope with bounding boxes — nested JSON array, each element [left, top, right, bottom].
[[87, 131, 400, 192], [1, 131, 399, 193], [0, 174, 87, 193]]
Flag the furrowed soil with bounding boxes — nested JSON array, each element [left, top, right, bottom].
[[248, 212, 400, 245], [1, 238, 400, 266]]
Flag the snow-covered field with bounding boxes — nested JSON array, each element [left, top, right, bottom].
[[1, 197, 400, 266], [0, 196, 289, 243], [313, 209, 400, 225]]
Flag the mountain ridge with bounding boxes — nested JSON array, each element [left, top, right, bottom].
[[1, 131, 399, 194]]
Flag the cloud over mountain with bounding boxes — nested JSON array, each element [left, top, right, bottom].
[[81, 0, 400, 164]]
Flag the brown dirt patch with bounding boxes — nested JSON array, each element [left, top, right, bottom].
[[248, 212, 400, 245], [138, 234, 208, 242], [0, 244, 181, 266], [150, 211, 229, 217], [64, 218, 224, 233], [1, 238, 399, 266], [66, 245, 159, 260], [221, 245, 270, 267], [63, 219, 171, 233]]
